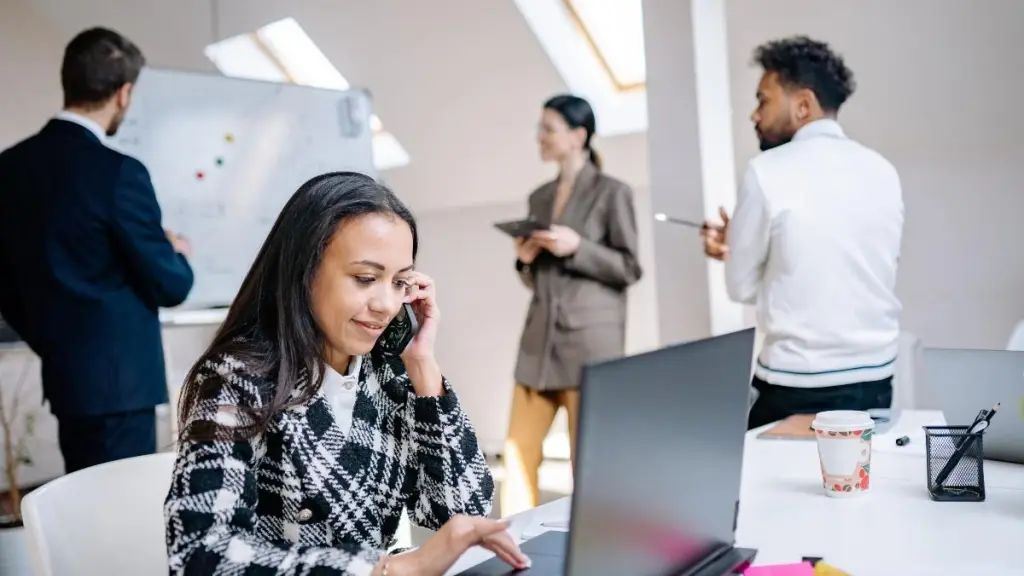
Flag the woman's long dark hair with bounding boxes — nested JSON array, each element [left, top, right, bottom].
[[543, 94, 601, 170], [177, 172, 418, 442]]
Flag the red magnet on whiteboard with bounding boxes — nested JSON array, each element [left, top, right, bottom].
[[195, 170, 205, 180]]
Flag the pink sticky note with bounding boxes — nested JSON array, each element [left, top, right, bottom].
[[743, 562, 815, 576]]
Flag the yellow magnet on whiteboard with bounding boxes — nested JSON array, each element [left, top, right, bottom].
[[225, 133, 234, 143]]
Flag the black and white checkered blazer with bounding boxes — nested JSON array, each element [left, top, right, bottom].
[[164, 351, 494, 574]]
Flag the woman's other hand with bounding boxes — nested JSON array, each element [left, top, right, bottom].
[[515, 236, 543, 264], [531, 225, 581, 257], [382, 516, 530, 576]]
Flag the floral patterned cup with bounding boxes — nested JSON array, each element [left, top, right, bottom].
[[811, 410, 874, 498]]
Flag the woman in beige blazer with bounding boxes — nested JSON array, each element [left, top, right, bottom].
[[501, 94, 642, 515]]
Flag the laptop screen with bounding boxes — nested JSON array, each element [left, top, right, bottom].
[[565, 329, 755, 576], [921, 347, 1024, 464]]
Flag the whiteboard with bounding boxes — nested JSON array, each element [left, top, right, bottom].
[[108, 67, 376, 309]]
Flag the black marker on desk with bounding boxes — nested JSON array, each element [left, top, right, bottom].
[[896, 435, 911, 446]]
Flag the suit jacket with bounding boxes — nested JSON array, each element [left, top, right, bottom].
[[0, 119, 194, 417], [164, 350, 494, 574], [514, 162, 642, 390]]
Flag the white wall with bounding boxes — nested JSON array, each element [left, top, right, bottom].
[[725, 0, 1024, 349], [0, 0, 63, 149]]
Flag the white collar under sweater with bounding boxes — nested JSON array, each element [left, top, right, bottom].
[[320, 355, 362, 437], [726, 118, 904, 388]]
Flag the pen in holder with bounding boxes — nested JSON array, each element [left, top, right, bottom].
[[923, 425, 986, 502]]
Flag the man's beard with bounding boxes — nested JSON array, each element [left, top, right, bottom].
[[757, 130, 793, 151], [106, 106, 126, 137]]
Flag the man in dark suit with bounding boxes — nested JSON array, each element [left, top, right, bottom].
[[0, 28, 194, 473]]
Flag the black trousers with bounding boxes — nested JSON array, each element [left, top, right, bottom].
[[747, 376, 893, 430], [56, 408, 157, 474]]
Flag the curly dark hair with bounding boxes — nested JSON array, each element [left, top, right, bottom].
[[752, 36, 855, 113]]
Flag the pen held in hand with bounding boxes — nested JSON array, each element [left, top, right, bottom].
[[653, 212, 706, 229]]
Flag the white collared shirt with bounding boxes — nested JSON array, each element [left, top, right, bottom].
[[320, 355, 363, 437], [54, 110, 107, 142], [726, 119, 904, 388]]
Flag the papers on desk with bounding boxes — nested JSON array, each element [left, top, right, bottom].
[[756, 414, 816, 440], [519, 518, 569, 541], [504, 498, 572, 542], [757, 410, 901, 441]]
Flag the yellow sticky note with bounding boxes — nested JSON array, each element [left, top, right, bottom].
[[814, 562, 852, 576]]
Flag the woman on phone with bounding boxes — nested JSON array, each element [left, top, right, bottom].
[[503, 95, 643, 516], [164, 172, 529, 575]]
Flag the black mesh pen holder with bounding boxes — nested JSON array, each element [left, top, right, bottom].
[[924, 426, 986, 502]]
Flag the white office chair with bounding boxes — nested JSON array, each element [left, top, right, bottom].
[[891, 330, 922, 410], [20, 452, 177, 576], [1007, 320, 1024, 351]]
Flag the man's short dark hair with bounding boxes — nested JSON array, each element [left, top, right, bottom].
[[61, 27, 146, 109], [753, 36, 855, 113]]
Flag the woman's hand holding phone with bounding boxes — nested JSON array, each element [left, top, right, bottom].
[[399, 271, 444, 396]]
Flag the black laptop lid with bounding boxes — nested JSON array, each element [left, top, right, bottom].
[[564, 329, 755, 576]]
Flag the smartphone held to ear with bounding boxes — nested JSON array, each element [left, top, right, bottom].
[[373, 302, 419, 356]]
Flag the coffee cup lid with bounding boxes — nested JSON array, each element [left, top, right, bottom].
[[812, 410, 874, 431]]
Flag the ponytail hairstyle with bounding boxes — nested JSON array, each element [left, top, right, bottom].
[[543, 94, 601, 170]]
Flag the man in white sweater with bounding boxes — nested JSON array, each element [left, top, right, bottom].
[[703, 36, 904, 429]]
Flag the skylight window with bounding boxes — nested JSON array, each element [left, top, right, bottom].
[[204, 34, 288, 83], [204, 17, 409, 171], [564, 0, 646, 91], [514, 0, 648, 135]]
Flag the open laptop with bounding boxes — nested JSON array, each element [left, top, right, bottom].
[[461, 328, 758, 576], [920, 347, 1024, 465]]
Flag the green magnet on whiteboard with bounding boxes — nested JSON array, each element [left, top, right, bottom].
[[215, 157, 224, 167]]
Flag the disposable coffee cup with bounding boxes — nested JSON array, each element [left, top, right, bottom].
[[812, 410, 875, 498]]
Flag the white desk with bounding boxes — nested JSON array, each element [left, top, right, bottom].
[[451, 410, 1024, 575]]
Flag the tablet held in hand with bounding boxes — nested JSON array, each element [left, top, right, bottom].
[[493, 218, 549, 238]]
